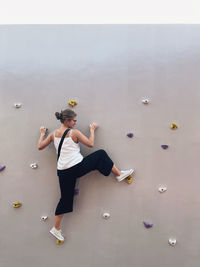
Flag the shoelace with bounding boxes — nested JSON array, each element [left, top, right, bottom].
[[59, 230, 64, 237]]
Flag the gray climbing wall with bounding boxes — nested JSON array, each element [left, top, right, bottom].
[[1, 25, 200, 267]]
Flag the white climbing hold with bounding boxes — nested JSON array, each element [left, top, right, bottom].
[[142, 99, 149, 104], [102, 212, 110, 220], [158, 186, 167, 193], [14, 103, 22, 108], [41, 216, 48, 221], [30, 163, 38, 169], [168, 238, 177, 246]]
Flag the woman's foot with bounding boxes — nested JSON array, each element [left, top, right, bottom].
[[50, 226, 65, 241], [116, 169, 134, 182]]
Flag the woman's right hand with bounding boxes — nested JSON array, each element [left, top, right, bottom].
[[90, 123, 98, 131], [40, 126, 47, 135]]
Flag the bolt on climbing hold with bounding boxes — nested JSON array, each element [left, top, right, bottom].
[[125, 175, 133, 184], [0, 165, 6, 171], [102, 212, 110, 220], [161, 145, 169, 150], [41, 216, 48, 221], [168, 238, 177, 246], [30, 163, 38, 169], [13, 202, 22, 208], [68, 100, 77, 107], [127, 132, 134, 138], [56, 239, 64, 245], [158, 186, 167, 193], [142, 99, 149, 104], [143, 221, 153, 228], [14, 103, 22, 108], [170, 123, 178, 130], [74, 188, 79, 195]]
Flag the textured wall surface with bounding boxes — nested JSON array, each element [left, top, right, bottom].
[[1, 25, 200, 267]]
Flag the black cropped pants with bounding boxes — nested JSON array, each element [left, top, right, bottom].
[[55, 149, 114, 215]]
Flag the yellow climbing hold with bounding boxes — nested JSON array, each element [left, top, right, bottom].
[[126, 175, 133, 184], [170, 122, 178, 130], [56, 239, 64, 245], [68, 100, 77, 107], [13, 202, 22, 208]]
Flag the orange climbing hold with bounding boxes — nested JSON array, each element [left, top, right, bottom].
[[56, 239, 64, 245], [170, 123, 178, 130], [68, 100, 77, 107], [126, 175, 133, 184], [13, 202, 22, 208]]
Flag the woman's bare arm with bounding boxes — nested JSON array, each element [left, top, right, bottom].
[[74, 123, 98, 147], [38, 126, 53, 150]]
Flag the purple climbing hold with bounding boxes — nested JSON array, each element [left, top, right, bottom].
[[74, 188, 79, 195], [127, 132, 134, 138], [161, 145, 169, 150], [143, 221, 153, 228], [0, 165, 6, 171]]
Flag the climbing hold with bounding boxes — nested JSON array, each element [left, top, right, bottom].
[[158, 186, 167, 193], [0, 165, 6, 171], [74, 188, 79, 195], [127, 132, 134, 138], [170, 123, 178, 130], [14, 103, 22, 108], [142, 99, 149, 104], [125, 175, 133, 184], [30, 163, 38, 169], [102, 212, 110, 219], [161, 145, 169, 150], [143, 221, 153, 228], [13, 202, 22, 208], [41, 216, 48, 221], [168, 238, 177, 246], [56, 239, 64, 245], [68, 100, 77, 107]]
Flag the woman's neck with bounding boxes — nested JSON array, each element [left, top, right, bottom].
[[60, 124, 70, 130]]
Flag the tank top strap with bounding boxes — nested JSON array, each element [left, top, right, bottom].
[[69, 129, 73, 137]]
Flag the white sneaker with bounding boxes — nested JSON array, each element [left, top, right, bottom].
[[50, 227, 65, 241], [116, 169, 134, 182]]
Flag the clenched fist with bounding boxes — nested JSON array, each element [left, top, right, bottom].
[[90, 123, 98, 131]]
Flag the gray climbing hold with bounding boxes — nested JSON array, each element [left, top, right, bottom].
[[102, 212, 110, 219], [142, 99, 149, 104], [41, 216, 48, 221], [158, 186, 167, 193], [168, 238, 177, 246], [14, 103, 22, 108], [30, 163, 38, 169]]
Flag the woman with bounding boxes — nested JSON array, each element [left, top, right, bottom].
[[38, 109, 134, 241]]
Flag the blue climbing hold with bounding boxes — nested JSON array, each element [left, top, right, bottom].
[[161, 145, 169, 149], [74, 188, 79, 195], [143, 221, 153, 228], [0, 165, 6, 171], [127, 133, 134, 138]]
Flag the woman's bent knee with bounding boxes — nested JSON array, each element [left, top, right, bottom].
[[97, 149, 107, 156]]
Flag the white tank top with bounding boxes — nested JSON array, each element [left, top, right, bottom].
[[54, 129, 83, 170]]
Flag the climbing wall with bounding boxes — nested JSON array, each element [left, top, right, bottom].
[[1, 25, 200, 267]]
